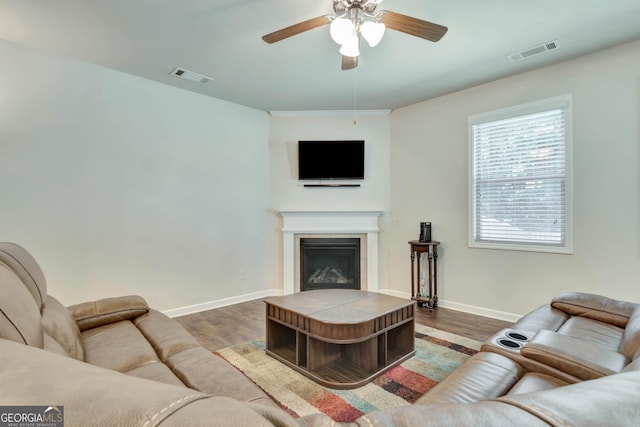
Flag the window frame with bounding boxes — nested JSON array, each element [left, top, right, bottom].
[[468, 94, 573, 254]]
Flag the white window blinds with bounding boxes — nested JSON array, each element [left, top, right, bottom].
[[470, 97, 572, 252]]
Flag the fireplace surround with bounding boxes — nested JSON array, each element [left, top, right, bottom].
[[279, 210, 382, 295]]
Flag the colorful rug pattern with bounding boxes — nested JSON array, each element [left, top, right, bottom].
[[215, 324, 480, 423]]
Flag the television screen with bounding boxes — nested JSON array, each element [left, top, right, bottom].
[[298, 140, 365, 180]]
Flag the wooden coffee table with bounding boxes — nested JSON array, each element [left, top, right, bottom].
[[265, 289, 415, 389]]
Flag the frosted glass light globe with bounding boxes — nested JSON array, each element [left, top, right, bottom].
[[361, 21, 385, 47], [339, 33, 360, 57], [330, 18, 354, 45]]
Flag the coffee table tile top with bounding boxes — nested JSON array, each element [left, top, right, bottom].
[[265, 290, 413, 324], [264, 292, 336, 315], [346, 294, 417, 315]]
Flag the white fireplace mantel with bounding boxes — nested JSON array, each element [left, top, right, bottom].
[[279, 210, 382, 295]]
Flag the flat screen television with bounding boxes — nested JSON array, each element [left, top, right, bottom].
[[298, 140, 365, 180]]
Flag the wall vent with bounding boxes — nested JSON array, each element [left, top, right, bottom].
[[508, 40, 559, 62], [170, 67, 213, 84]]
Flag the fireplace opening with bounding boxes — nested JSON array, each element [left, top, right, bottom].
[[300, 238, 360, 291]]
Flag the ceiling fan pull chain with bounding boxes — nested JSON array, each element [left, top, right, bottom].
[[353, 66, 358, 125]]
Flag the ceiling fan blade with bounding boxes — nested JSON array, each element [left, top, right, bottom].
[[262, 16, 331, 44], [341, 55, 358, 70], [380, 11, 448, 42]]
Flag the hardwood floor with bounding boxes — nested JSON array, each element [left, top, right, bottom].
[[176, 298, 513, 352]]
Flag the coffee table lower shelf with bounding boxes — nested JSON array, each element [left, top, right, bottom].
[[266, 346, 415, 389], [266, 315, 415, 389]]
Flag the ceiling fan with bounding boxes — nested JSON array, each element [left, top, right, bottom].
[[262, 0, 448, 70]]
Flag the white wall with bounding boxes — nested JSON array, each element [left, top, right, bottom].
[[389, 40, 640, 318], [267, 113, 392, 291], [0, 39, 271, 311], [3, 36, 638, 319], [268, 113, 391, 211]]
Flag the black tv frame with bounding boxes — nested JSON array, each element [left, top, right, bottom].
[[297, 140, 365, 184]]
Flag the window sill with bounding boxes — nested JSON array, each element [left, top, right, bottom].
[[468, 241, 573, 254]]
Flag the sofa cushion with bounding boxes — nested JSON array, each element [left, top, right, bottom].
[[81, 320, 161, 373], [125, 362, 188, 387], [557, 316, 623, 352], [358, 400, 549, 427], [416, 352, 525, 404], [496, 370, 640, 427], [506, 372, 569, 395], [41, 296, 84, 360], [133, 309, 201, 360], [80, 310, 277, 406], [551, 292, 637, 328], [0, 261, 43, 347], [134, 310, 276, 406], [513, 304, 570, 333], [166, 346, 276, 406]]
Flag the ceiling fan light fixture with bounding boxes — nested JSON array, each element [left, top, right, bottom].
[[361, 21, 385, 47], [339, 34, 360, 57], [330, 17, 354, 44], [261, 0, 448, 71]]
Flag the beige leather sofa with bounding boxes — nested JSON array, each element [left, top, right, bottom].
[[1, 242, 639, 426], [0, 242, 274, 407]]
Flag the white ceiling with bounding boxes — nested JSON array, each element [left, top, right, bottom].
[[1, 0, 639, 112]]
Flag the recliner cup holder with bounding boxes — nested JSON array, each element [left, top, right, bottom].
[[497, 338, 523, 349], [488, 329, 532, 351], [505, 331, 530, 342]]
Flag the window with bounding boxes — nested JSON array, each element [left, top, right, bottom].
[[469, 95, 573, 253]]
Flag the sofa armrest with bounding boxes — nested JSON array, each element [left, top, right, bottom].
[[513, 304, 570, 332], [551, 292, 638, 328], [68, 295, 149, 331], [521, 330, 629, 380], [416, 352, 525, 404]]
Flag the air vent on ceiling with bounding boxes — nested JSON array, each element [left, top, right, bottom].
[[508, 40, 559, 62], [170, 67, 213, 84]]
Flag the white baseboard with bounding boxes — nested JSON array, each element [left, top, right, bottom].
[[378, 289, 411, 299], [162, 289, 282, 318], [164, 288, 523, 323], [378, 288, 522, 323], [438, 300, 522, 323]]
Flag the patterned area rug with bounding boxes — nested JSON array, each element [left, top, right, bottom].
[[215, 324, 480, 422]]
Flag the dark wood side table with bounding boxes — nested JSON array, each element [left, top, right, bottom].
[[409, 240, 440, 310]]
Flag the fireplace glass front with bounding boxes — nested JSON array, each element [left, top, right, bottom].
[[300, 238, 360, 291]]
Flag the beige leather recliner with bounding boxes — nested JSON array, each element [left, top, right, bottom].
[[0, 242, 274, 406], [481, 292, 640, 381], [358, 292, 640, 426]]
